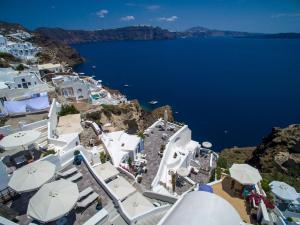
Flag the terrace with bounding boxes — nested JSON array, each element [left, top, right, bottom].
[[140, 121, 182, 190], [3, 161, 122, 225], [211, 176, 253, 224]]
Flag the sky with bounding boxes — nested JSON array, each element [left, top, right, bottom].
[[1, 0, 300, 33]]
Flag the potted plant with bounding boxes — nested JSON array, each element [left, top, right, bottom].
[[173, 152, 177, 159]]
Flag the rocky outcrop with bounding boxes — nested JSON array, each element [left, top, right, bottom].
[[31, 33, 83, 66], [220, 124, 300, 191], [81, 100, 173, 135]]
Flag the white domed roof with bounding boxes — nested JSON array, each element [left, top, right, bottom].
[[159, 191, 242, 225]]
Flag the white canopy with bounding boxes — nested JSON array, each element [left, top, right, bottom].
[[270, 181, 299, 201], [27, 179, 79, 222], [8, 161, 55, 193], [0, 130, 41, 150], [229, 163, 262, 185], [107, 176, 136, 201], [159, 191, 242, 225], [122, 192, 154, 218], [93, 162, 119, 181]]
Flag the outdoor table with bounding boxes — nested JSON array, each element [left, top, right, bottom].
[[13, 155, 27, 167]]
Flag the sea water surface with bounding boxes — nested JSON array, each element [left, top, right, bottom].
[[73, 38, 300, 151]]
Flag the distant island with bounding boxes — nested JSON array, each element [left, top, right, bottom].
[[1, 21, 299, 47]]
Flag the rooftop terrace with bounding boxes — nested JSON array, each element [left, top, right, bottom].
[[4, 161, 123, 225], [140, 122, 181, 190]]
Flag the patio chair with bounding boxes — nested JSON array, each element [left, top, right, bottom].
[[78, 187, 94, 201], [56, 167, 78, 178], [66, 172, 83, 182], [77, 192, 99, 208]]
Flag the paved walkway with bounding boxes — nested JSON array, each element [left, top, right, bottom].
[[140, 122, 181, 190]]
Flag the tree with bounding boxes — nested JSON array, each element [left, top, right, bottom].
[[217, 157, 228, 169], [137, 131, 145, 139], [16, 64, 25, 71]]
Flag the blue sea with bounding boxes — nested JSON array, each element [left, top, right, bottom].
[[73, 38, 300, 151]]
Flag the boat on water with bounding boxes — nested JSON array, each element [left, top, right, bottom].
[[149, 100, 158, 105], [123, 84, 130, 87]]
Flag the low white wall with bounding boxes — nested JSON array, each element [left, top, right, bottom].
[[143, 191, 178, 204], [0, 125, 13, 136], [151, 125, 190, 188], [82, 208, 108, 225], [21, 119, 48, 131]]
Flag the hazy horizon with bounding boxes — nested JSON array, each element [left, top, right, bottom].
[[1, 0, 300, 33]]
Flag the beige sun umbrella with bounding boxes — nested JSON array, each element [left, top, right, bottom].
[[229, 164, 262, 185], [0, 130, 41, 151], [27, 179, 79, 222], [8, 161, 56, 193]]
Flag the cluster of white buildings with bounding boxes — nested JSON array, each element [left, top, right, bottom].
[[0, 67, 54, 116], [0, 33, 39, 60], [51, 73, 127, 105], [1, 29, 299, 225]]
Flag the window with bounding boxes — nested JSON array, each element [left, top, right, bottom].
[[34, 82, 37, 85], [21, 78, 25, 82], [28, 82, 31, 86], [18, 84, 21, 88]]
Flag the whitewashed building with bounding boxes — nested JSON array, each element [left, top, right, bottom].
[[38, 63, 64, 76], [52, 75, 90, 101], [101, 131, 143, 166], [0, 68, 45, 91]]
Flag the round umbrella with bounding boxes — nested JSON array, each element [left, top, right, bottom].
[[0, 130, 41, 150], [198, 184, 213, 193], [27, 179, 79, 222], [202, 141, 212, 149], [229, 164, 262, 185], [270, 181, 299, 201], [8, 161, 56, 193], [177, 167, 189, 177]]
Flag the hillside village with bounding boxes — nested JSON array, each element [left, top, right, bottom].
[[0, 23, 299, 225]]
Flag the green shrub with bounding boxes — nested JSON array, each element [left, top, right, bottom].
[[0, 117, 7, 126], [209, 169, 216, 182], [59, 104, 79, 116], [137, 131, 145, 139], [216, 167, 222, 180], [15, 64, 25, 71], [74, 150, 80, 156], [0, 52, 19, 62], [42, 149, 56, 157], [100, 152, 107, 164], [261, 178, 271, 193], [217, 157, 228, 169]]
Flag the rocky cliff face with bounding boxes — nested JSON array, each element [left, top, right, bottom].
[[35, 26, 176, 44], [220, 124, 300, 191], [81, 100, 173, 134], [247, 125, 300, 174]]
